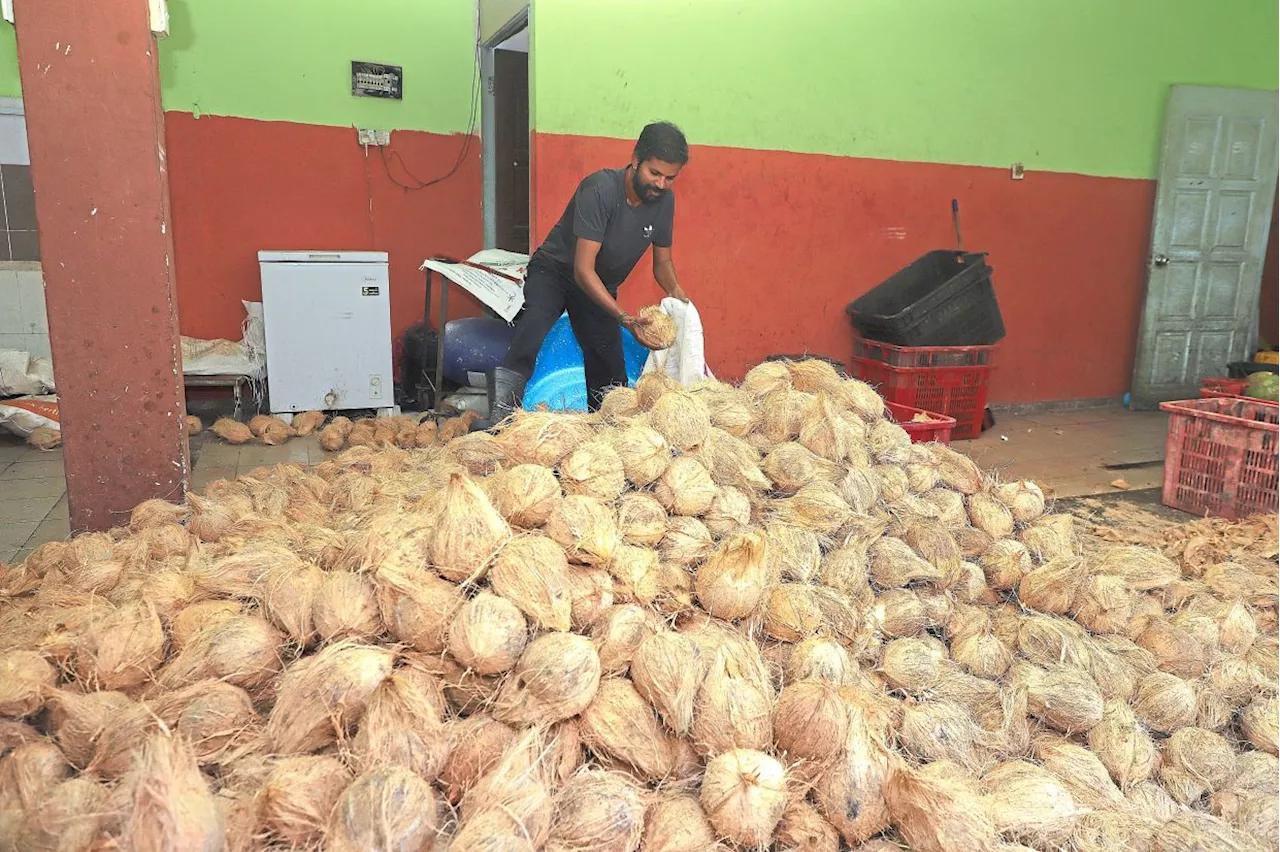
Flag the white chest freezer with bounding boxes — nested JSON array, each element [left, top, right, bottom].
[[258, 250, 395, 414]]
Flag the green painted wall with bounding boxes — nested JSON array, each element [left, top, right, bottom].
[[0, 1, 478, 132], [0, 26, 19, 99], [532, 0, 1279, 179]]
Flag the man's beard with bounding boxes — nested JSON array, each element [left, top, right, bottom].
[[632, 167, 662, 204]]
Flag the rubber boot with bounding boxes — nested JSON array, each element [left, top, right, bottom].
[[469, 366, 527, 432]]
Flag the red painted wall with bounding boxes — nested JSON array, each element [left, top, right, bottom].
[[532, 133, 1155, 405], [1260, 190, 1278, 346], [164, 113, 485, 344]]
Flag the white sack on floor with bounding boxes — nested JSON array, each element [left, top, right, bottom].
[[0, 394, 59, 437], [641, 297, 714, 386], [182, 300, 267, 379], [0, 349, 55, 397]]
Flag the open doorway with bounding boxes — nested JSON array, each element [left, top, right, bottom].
[[482, 10, 529, 253]]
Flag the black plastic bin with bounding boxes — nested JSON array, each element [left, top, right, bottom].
[[845, 250, 1006, 347]]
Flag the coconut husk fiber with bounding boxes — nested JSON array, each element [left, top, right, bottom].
[[654, 456, 718, 516], [899, 698, 994, 772], [150, 680, 260, 766], [635, 371, 680, 410], [609, 544, 660, 605], [1136, 618, 1210, 680], [547, 495, 619, 567], [763, 583, 823, 642], [598, 386, 640, 423], [608, 423, 671, 487], [1152, 811, 1262, 852], [1010, 661, 1104, 733], [698, 428, 772, 492], [704, 485, 753, 538], [325, 766, 439, 852], [0, 740, 72, 813], [649, 389, 711, 452], [695, 529, 768, 621], [211, 418, 253, 444], [870, 536, 943, 588], [46, 689, 133, 769], [1131, 671, 1199, 734], [312, 569, 381, 643], [439, 717, 518, 805], [493, 632, 602, 727], [580, 678, 689, 782], [764, 442, 840, 494], [429, 472, 510, 583], [643, 793, 719, 852], [1086, 699, 1158, 788], [980, 759, 1083, 846], [591, 604, 662, 675], [616, 493, 668, 547], [491, 535, 574, 631], [773, 482, 852, 534], [692, 648, 773, 757], [1032, 735, 1126, 812], [448, 591, 529, 676], [772, 680, 848, 763], [559, 437, 627, 502], [73, 601, 166, 693], [566, 566, 614, 631], [786, 637, 856, 687], [153, 614, 284, 700], [655, 561, 696, 618], [1240, 694, 1279, 755], [350, 669, 450, 782], [375, 561, 463, 655], [766, 521, 823, 584], [885, 760, 1000, 852], [811, 705, 894, 845], [452, 729, 553, 851], [880, 635, 948, 692], [0, 650, 55, 718], [14, 774, 110, 852]]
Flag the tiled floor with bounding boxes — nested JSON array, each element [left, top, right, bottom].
[[0, 403, 1169, 563]]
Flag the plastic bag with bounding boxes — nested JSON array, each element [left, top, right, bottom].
[[0, 395, 59, 438], [0, 349, 54, 396], [641, 298, 714, 386]]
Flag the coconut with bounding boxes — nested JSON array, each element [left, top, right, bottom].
[[632, 371, 679, 410], [47, 690, 133, 769], [981, 760, 1081, 846], [326, 766, 438, 852], [763, 442, 837, 493], [211, 418, 253, 444], [761, 389, 812, 444], [875, 588, 930, 638], [630, 631, 704, 735], [1019, 515, 1077, 563], [1017, 614, 1093, 670], [979, 539, 1032, 591], [447, 431, 507, 475], [773, 482, 851, 534], [429, 472, 510, 583], [648, 390, 711, 452], [566, 566, 614, 631], [797, 392, 852, 463], [122, 732, 223, 852], [654, 457, 718, 516], [1136, 619, 1209, 680], [811, 707, 893, 845], [993, 480, 1045, 523], [1034, 735, 1126, 812], [697, 429, 772, 493], [816, 542, 871, 608], [598, 385, 640, 422], [254, 755, 351, 846], [704, 486, 753, 537], [642, 794, 718, 852], [906, 459, 941, 495], [451, 728, 555, 850], [786, 638, 855, 687], [1010, 662, 1103, 733], [447, 592, 528, 676], [318, 422, 348, 451], [611, 494, 665, 548], [491, 535, 573, 631], [493, 633, 602, 727], [546, 769, 646, 852], [1240, 694, 1279, 755], [1017, 556, 1089, 616], [169, 601, 241, 651], [1070, 811, 1159, 852], [83, 701, 158, 779], [871, 464, 909, 503], [376, 563, 464, 655], [129, 498, 187, 531], [1158, 727, 1235, 804], [742, 360, 792, 397], [1230, 797, 1279, 847], [350, 671, 450, 782], [73, 601, 166, 693], [868, 418, 911, 466], [885, 761, 999, 852], [902, 523, 963, 582], [265, 642, 395, 754], [700, 749, 788, 847], [1248, 635, 1279, 682], [880, 636, 948, 692], [0, 651, 54, 718], [148, 681, 260, 766], [312, 570, 382, 643], [691, 645, 773, 756], [558, 438, 626, 502], [14, 775, 109, 852], [606, 423, 671, 487], [439, 717, 518, 804], [834, 469, 878, 516], [968, 490, 1016, 539], [773, 680, 848, 763], [609, 544, 661, 605], [580, 678, 686, 782], [701, 388, 760, 439], [766, 522, 823, 583], [1215, 601, 1257, 656], [1072, 574, 1134, 634], [928, 444, 984, 494], [899, 699, 992, 771], [870, 536, 943, 588], [785, 358, 844, 395], [547, 495, 619, 567], [591, 604, 662, 675], [1086, 700, 1158, 787], [763, 583, 823, 642], [1095, 545, 1180, 590], [490, 465, 562, 530], [775, 800, 840, 852], [654, 562, 697, 617], [1130, 671, 1198, 734], [0, 740, 71, 813], [695, 529, 768, 621]]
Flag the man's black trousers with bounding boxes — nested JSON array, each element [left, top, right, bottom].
[[501, 261, 627, 412]]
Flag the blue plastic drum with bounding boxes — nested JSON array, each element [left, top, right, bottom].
[[442, 317, 518, 387], [523, 313, 650, 411]]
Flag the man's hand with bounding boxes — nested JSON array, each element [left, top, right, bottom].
[[619, 312, 651, 333], [667, 285, 691, 304]]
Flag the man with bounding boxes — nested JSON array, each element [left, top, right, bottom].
[[485, 121, 691, 421]]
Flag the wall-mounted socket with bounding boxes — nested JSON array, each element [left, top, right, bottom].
[[356, 128, 391, 147], [1011, 162, 1025, 180]]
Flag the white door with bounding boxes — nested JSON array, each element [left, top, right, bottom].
[[1130, 86, 1279, 409]]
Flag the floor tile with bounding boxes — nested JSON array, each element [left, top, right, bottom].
[[0, 476, 67, 500], [0, 520, 41, 547], [0, 495, 59, 523], [46, 495, 69, 520], [3, 459, 65, 480], [24, 516, 70, 548], [0, 543, 19, 564]]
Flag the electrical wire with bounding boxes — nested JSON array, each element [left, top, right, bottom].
[[380, 30, 484, 192]]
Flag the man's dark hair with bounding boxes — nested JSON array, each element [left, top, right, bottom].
[[634, 122, 688, 165]]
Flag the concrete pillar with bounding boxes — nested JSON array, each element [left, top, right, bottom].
[[13, 0, 188, 531]]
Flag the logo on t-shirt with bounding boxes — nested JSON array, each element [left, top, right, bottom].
[[642, 224, 653, 241]]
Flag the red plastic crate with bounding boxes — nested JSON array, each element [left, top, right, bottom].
[[853, 358, 993, 440], [1199, 377, 1249, 400], [885, 401, 956, 444], [854, 337, 997, 368], [1158, 397, 1279, 520]]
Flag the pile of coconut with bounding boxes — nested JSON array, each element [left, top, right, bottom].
[[207, 411, 478, 452], [0, 358, 1276, 852]]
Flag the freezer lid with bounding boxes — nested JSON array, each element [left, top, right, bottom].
[[258, 250, 388, 264]]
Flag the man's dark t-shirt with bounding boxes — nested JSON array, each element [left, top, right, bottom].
[[532, 167, 674, 294]]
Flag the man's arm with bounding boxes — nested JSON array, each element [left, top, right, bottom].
[[573, 238, 648, 331], [652, 245, 689, 303]]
